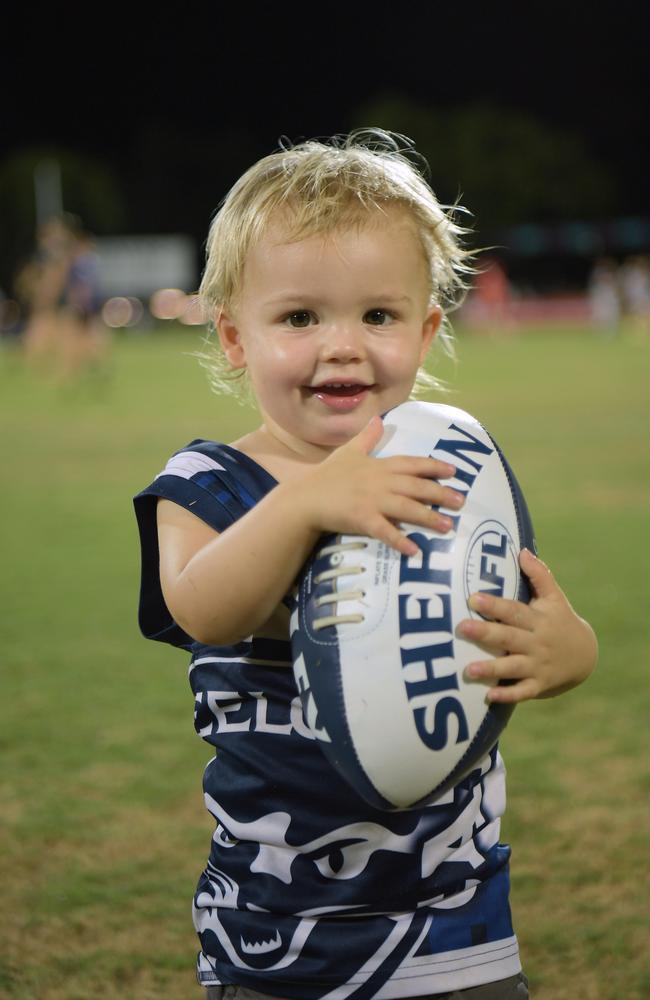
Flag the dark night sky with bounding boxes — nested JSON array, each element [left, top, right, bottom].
[[2, 5, 647, 245]]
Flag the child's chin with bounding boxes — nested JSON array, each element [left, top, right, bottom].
[[322, 411, 372, 435]]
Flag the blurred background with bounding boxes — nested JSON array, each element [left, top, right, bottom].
[[1, 7, 648, 340], [1, 7, 648, 1000]]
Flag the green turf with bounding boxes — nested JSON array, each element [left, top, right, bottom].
[[1, 325, 648, 999]]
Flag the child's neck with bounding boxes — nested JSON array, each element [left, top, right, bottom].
[[230, 425, 333, 483]]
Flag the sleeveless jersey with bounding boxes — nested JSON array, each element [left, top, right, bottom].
[[134, 440, 521, 998]]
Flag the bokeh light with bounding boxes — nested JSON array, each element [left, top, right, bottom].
[[179, 294, 205, 325], [149, 288, 188, 321], [101, 296, 144, 328]]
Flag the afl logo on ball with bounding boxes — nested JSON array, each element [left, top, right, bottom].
[[464, 519, 519, 616]]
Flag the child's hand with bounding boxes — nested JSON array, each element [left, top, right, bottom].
[[457, 548, 598, 703], [298, 415, 465, 556]]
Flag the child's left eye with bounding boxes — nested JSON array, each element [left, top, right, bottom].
[[364, 309, 393, 326], [285, 311, 314, 328]]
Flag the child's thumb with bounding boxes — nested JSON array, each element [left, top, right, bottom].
[[348, 415, 385, 454]]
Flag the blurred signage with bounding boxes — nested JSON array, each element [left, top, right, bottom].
[[94, 235, 196, 296], [495, 217, 650, 257]]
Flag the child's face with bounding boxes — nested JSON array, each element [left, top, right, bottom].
[[218, 207, 441, 455]]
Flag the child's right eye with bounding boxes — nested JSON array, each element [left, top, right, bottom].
[[285, 311, 314, 328]]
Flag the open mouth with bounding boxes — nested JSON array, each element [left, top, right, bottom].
[[307, 382, 375, 411], [309, 382, 375, 396], [311, 382, 371, 395]]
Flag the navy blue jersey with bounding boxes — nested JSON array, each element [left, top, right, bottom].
[[134, 440, 521, 997]]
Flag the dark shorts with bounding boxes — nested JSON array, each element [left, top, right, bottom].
[[206, 972, 530, 999]]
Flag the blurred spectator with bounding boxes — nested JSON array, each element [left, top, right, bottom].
[[64, 227, 111, 374], [21, 214, 110, 378], [22, 215, 75, 368], [587, 257, 621, 337], [466, 256, 513, 331], [620, 255, 650, 335]]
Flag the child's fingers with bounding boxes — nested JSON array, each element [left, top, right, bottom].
[[367, 499, 459, 555], [383, 455, 458, 480], [390, 475, 465, 511], [456, 617, 533, 656], [367, 514, 420, 557], [465, 655, 542, 703], [519, 548, 558, 599], [467, 592, 535, 629], [486, 677, 541, 704], [465, 653, 529, 684], [380, 495, 458, 535]]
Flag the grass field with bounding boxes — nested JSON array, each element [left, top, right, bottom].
[[1, 324, 649, 999]]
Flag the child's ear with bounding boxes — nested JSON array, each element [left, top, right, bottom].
[[217, 310, 246, 369], [419, 305, 442, 362]]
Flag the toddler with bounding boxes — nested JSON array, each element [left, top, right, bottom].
[[134, 131, 597, 999]]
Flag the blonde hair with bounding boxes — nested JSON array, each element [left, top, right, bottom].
[[197, 129, 475, 398]]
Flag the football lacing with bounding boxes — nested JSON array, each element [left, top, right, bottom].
[[316, 540, 368, 560], [314, 588, 365, 608], [311, 540, 368, 631]]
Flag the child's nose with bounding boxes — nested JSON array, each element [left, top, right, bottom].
[[319, 323, 366, 362]]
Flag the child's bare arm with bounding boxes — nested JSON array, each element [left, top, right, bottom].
[[157, 492, 310, 645], [458, 548, 598, 702], [158, 417, 464, 646]]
